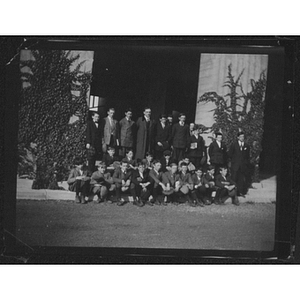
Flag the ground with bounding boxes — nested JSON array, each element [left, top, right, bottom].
[[16, 199, 276, 251], [15, 176, 277, 251]]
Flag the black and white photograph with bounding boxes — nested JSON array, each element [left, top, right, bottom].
[[3, 37, 291, 257]]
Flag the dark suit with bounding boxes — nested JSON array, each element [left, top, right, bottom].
[[86, 120, 103, 172], [113, 167, 132, 199], [208, 140, 227, 173], [228, 140, 251, 195], [153, 122, 171, 159], [130, 169, 151, 201], [119, 117, 136, 156], [188, 134, 206, 168], [215, 173, 237, 203], [171, 122, 189, 162], [135, 117, 155, 160], [67, 167, 91, 196]]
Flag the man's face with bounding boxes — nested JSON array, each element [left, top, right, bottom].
[[144, 109, 151, 118], [179, 115, 186, 123], [108, 109, 115, 118], [92, 113, 99, 123], [216, 135, 222, 142], [160, 117, 167, 124], [190, 123, 195, 130], [125, 111, 132, 119], [168, 117, 173, 123], [238, 134, 245, 142]]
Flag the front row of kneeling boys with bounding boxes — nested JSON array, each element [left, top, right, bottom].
[[67, 157, 240, 207]]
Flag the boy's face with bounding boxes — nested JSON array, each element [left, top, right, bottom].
[[179, 115, 186, 123], [171, 165, 178, 174], [92, 113, 99, 123], [220, 168, 228, 176], [160, 117, 167, 124], [144, 108, 151, 118], [208, 168, 215, 175], [196, 170, 203, 177], [138, 164, 145, 172], [168, 117, 172, 123], [98, 165, 106, 173], [108, 109, 115, 118], [108, 149, 115, 156], [154, 162, 161, 171], [181, 165, 188, 173], [121, 163, 128, 171], [165, 155, 170, 160], [146, 155, 153, 162], [126, 151, 133, 159], [184, 158, 189, 164], [216, 135, 222, 142]]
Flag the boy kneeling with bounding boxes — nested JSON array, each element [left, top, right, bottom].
[[67, 157, 91, 204], [215, 166, 239, 206], [90, 161, 115, 203]]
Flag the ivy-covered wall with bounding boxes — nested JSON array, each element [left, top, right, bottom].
[[18, 50, 93, 189]]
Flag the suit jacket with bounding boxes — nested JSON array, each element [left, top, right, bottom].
[[171, 123, 189, 149], [102, 153, 119, 167], [178, 171, 193, 186], [203, 173, 215, 186], [208, 140, 227, 165], [86, 120, 103, 151], [154, 122, 171, 151], [90, 171, 114, 187], [119, 117, 136, 148], [113, 167, 132, 187], [162, 171, 180, 187], [191, 173, 205, 186], [228, 140, 250, 171], [131, 169, 151, 187], [102, 117, 119, 146], [160, 156, 173, 172], [215, 174, 236, 189], [149, 169, 163, 188], [67, 167, 91, 191], [188, 134, 205, 158], [135, 117, 155, 160]]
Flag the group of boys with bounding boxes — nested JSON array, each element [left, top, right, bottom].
[[67, 148, 240, 207], [67, 107, 251, 207]]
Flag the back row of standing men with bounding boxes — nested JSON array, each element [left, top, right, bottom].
[[86, 106, 252, 197]]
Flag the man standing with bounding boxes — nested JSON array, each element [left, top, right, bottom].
[[153, 114, 171, 159], [86, 111, 103, 172], [208, 132, 227, 174], [135, 107, 155, 160], [119, 108, 136, 157], [102, 108, 119, 151], [228, 131, 251, 196], [171, 113, 189, 163]]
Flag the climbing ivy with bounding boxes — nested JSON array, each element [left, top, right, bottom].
[[18, 50, 92, 189]]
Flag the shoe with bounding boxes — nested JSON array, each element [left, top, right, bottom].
[[133, 198, 143, 207], [117, 198, 126, 206], [96, 196, 102, 204], [81, 195, 87, 204], [146, 200, 154, 206], [155, 199, 161, 205], [189, 200, 197, 207], [197, 200, 205, 207], [232, 197, 240, 206], [237, 193, 246, 198], [75, 195, 81, 204]]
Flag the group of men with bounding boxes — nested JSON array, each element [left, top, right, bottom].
[[68, 106, 252, 207], [86, 107, 206, 170]]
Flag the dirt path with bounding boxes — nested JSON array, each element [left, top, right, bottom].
[[16, 200, 276, 251]]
